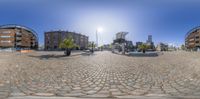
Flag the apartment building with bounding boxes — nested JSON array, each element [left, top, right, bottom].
[[185, 26, 200, 50], [0, 24, 38, 50], [45, 30, 88, 50]]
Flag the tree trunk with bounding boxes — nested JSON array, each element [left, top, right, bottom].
[[91, 42, 94, 53], [64, 48, 71, 56], [142, 50, 146, 53]]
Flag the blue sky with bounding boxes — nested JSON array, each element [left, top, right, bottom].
[[0, 0, 200, 46]]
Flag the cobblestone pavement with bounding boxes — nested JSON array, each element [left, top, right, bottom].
[[1, 51, 200, 99]]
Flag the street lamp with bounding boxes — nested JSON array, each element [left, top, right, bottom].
[[96, 27, 103, 48]]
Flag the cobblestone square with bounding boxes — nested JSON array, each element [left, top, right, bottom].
[[1, 51, 200, 99]]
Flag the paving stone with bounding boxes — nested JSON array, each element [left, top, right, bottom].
[[0, 51, 200, 98]]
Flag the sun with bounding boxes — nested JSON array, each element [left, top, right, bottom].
[[97, 27, 103, 32]]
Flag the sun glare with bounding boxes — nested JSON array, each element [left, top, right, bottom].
[[97, 27, 103, 32]]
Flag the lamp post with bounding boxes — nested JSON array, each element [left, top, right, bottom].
[[96, 29, 98, 48], [96, 27, 103, 49]]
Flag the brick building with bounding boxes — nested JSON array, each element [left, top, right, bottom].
[[45, 31, 88, 50], [0, 24, 38, 50], [185, 26, 200, 51]]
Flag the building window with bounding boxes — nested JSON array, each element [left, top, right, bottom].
[[2, 31, 11, 34], [1, 40, 11, 43], [196, 36, 199, 39], [196, 41, 199, 43], [0, 36, 12, 38]]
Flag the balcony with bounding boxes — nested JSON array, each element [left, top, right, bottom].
[[16, 37, 21, 40], [16, 42, 21, 45], [16, 32, 22, 36], [189, 38, 195, 41], [0, 40, 11, 43], [0, 36, 12, 38]]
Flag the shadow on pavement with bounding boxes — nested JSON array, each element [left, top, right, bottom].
[[28, 52, 95, 60], [112, 51, 163, 57]]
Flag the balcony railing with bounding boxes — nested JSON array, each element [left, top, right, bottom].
[[16, 42, 21, 45], [16, 37, 21, 40], [16, 32, 22, 36]]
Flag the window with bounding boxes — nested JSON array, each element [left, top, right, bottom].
[[196, 41, 199, 43], [2, 31, 11, 34], [0, 40, 11, 43], [0, 35, 12, 38], [16, 32, 21, 35]]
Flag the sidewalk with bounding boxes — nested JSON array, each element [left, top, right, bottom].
[[7, 95, 200, 99]]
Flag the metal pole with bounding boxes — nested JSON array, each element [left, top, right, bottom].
[[96, 30, 98, 48], [92, 42, 94, 53]]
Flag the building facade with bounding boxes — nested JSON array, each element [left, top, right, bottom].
[[125, 40, 134, 51], [0, 24, 38, 50], [112, 32, 135, 52], [156, 43, 168, 51], [116, 32, 128, 40], [146, 35, 155, 50], [146, 35, 152, 43], [45, 31, 88, 50], [113, 32, 128, 44], [185, 26, 200, 51]]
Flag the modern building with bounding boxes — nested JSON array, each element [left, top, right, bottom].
[[146, 35, 155, 50], [156, 43, 168, 51], [114, 32, 128, 44], [125, 40, 134, 51], [185, 26, 200, 51], [146, 35, 152, 43], [45, 30, 88, 50], [116, 32, 128, 40], [112, 32, 130, 53], [135, 35, 155, 51], [0, 24, 38, 51]]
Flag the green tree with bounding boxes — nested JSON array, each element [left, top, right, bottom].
[[139, 44, 149, 53], [88, 42, 96, 48], [59, 36, 76, 56], [88, 42, 95, 53], [109, 44, 113, 49], [181, 44, 185, 50]]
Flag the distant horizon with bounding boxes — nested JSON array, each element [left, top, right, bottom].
[[0, 23, 193, 48], [0, 23, 193, 47], [1, 0, 200, 47]]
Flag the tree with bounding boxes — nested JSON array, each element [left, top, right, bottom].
[[59, 36, 76, 56], [109, 44, 112, 49], [181, 44, 185, 50], [100, 45, 103, 51], [139, 44, 149, 53], [88, 42, 95, 53]]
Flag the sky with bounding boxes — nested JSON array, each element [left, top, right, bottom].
[[0, 0, 200, 46]]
